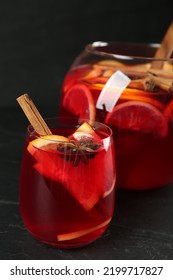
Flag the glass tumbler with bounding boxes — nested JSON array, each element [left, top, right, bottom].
[[59, 41, 173, 190], [19, 117, 116, 248]]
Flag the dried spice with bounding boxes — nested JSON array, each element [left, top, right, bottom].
[[57, 137, 101, 166], [129, 72, 173, 93]]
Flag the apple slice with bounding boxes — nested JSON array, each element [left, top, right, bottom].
[[72, 122, 100, 141], [57, 217, 111, 241], [27, 131, 103, 211]]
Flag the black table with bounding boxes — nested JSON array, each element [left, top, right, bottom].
[[1, 107, 173, 260]]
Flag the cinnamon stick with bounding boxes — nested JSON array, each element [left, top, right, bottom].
[[128, 73, 173, 92], [151, 21, 173, 69], [16, 93, 52, 135]]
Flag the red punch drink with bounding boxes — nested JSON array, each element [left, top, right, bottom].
[[60, 42, 173, 190], [19, 118, 116, 248]]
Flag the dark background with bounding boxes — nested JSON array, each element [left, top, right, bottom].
[[0, 0, 172, 109], [1, 0, 173, 260]]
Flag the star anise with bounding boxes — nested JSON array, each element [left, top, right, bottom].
[[57, 137, 101, 166]]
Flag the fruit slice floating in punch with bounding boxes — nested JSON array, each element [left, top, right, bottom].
[[105, 101, 168, 137], [28, 135, 70, 152], [72, 121, 101, 141], [27, 135, 71, 181], [57, 217, 111, 241], [63, 83, 96, 122], [27, 123, 104, 211], [120, 92, 165, 111]]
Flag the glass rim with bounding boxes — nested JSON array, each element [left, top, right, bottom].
[[27, 116, 113, 142], [85, 41, 173, 62]]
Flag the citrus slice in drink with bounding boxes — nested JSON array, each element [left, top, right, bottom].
[[105, 101, 168, 137], [57, 217, 111, 241], [63, 83, 96, 122], [27, 134, 70, 180], [28, 135, 69, 152], [120, 90, 165, 111], [72, 122, 115, 201], [27, 132, 104, 211]]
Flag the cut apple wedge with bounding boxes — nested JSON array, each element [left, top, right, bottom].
[[57, 217, 112, 241], [72, 121, 100, 141], [27, 128, 104, 212]]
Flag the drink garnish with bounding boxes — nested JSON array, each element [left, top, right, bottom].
[[17, 94, 101, 166], [16, 93, 52, 135], [81, 22, 173, 97], [151, 21, 173, 69], [56, 137, 101, 166], [62, 83, 96, 122], [28, 135, 70, 151], [120, 91, 165, 111], [26, 124, 105, 211], [27, 121, 101, 166], [57, 217, 111, 241], [105, 100, 168, 138], [127, 72, 173, 93], [72, 121, 100, 140]]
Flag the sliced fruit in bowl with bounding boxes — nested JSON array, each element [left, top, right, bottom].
[[62, 83, 96, 122], [105, 100, 168, 138]]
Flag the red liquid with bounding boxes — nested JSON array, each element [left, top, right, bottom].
[[19, 126, 115, 248], [60, 64, 173, 190]]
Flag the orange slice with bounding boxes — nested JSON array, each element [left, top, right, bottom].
[[27, 135, 71, 181], [89, 83, 165, 111], [122, 87, 168, 96], [95, 59, 125, 68], [82, 68, 102, 80], [120, 93, 165, 111], [63, 83, 96, 122], [27, 133, 103, 211], [28, 135, 69, 153], [105, 101, 168, 137], [85, 76, 109, 84], [57, 217, 111, 241]]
